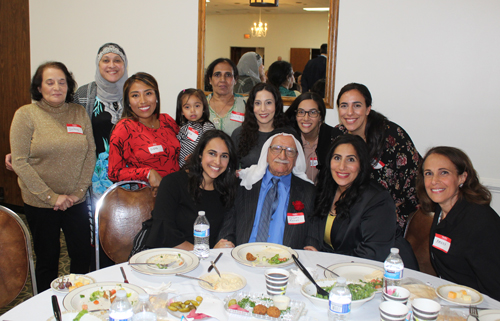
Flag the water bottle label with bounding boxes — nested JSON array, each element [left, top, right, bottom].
[[329, 301, 351, 314], [194, 228, 210, 237], [384, 270, 403, 280], [109, 318, 130, 321]]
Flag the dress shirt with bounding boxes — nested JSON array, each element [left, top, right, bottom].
[[249, 168, 292, 244]]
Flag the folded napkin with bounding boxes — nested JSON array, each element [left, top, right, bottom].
[[195, 296, 228, 321], [143, 282, 176, 295], [290, 267, 317, 287]]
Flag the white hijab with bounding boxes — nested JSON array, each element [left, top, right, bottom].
[[239, 133, 312, 190]]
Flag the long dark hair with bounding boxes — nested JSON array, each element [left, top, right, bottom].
[[416, 146, 491, 212], [314, 135, 371, 220], [30, 61, 77, 103], [175, 88, 211, 126], [238, 83, 286, 158], [185, 130, 238, 208], [285, 92, 326, 133], [122, 72, 161, 120], [336, 83, 387, 162]]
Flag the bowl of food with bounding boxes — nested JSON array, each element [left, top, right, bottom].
[[300, 278, 376, 309]]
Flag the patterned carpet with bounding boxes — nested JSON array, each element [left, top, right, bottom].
[[0, 214, 70, 315]]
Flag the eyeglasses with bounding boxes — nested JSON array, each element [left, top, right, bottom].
[[212, 72, 234, 80], [269, 145, 298, 158], [296, 109, 320, 118]]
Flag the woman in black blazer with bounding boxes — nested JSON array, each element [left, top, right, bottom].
[[305, 135, 417, 268]]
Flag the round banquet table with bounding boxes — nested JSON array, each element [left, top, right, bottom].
[[2, 249, 500, 320]]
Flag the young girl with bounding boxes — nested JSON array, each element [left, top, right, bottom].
[[176, 89, 215, 168]]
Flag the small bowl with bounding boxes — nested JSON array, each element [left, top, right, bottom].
[[273, 295, 291, 310], [411, 298, 441, 320], [300, 278, 375, 309], [379, 301, 409, 321], [382, 286, 410, 305]]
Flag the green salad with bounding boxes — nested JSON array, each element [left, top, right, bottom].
[[313, 280, 376, 301]]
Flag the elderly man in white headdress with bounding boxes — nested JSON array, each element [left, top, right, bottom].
[[218, 132, 316, 249]]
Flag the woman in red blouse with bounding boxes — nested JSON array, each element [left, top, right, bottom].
[[108, 72, 180, 193]]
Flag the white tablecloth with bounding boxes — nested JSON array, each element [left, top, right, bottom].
[[2, 249, 500, 320]]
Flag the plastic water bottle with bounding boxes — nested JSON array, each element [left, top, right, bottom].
[[193, 211, 210, 259], [132, 293, 157, 321], [109, 290, 133, 321], [384, 247, 404, 288], [328, 277, 352, 321]]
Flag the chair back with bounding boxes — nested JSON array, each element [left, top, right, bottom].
[[95, 181, 155, 269], [404, 208, 437, 276], [0, 205, 37, 308]]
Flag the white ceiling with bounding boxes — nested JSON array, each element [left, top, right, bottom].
[[206, 0, 330, 15]]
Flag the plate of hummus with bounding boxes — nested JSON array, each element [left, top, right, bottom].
[[198, 272, 246, 292]]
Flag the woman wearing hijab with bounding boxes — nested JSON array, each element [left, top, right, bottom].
[[234, 52, 265, 94], [73, 43, 128, 202]]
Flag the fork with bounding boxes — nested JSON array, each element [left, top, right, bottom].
[[469, 305, 479, 321]]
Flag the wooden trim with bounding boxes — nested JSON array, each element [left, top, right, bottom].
[[197, 0, 340, 109], [197, 0, 206, 90], [325, 0, 340, 109]]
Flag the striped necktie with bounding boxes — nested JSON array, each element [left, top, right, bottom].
[[256, 178, 280, 242]]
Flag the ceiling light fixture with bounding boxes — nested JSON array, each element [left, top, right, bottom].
[[249, 0, 278, 7], [251, 9, 268, 38]]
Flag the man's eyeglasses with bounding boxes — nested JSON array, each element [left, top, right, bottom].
[[296, 109, 320, 118], [269, 145, 298, 158], [212, 72, 234, 79]]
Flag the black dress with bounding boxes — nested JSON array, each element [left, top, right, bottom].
[[429, 198, 500, 301], [144, 170, 227, 249]]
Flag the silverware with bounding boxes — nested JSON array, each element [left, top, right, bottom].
[[316, 264, 340, 277], [469, 305, 479, 321], [208, 252, 223, 273], [175, 273, 214, 287], [210, 260, 221, 278], [51, 295, 62, 321], [292, 254, 329, 297], [120, 266, 129, 284], [128, 261, 179, 268]]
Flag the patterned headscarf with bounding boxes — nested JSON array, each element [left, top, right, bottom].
[[239, 133, 311, 190], [95, 43, 128, 103], [237, 52, 262, 80]]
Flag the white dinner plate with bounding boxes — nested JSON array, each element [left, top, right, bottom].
[[324, 262, 384, 287], [51, 274, 96, 294], [198, 272, 246, 292], [63, 282, 146, 312], [128, 248, 199, 276], [436, 284, 483, 306], [231, 242, 297, 268], [46, 310, 105, 321], [167, 293, 217, 320], [466, 309, 500, 321]]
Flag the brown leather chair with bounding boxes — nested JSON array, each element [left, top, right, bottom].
[[0, 205, 37, 308], [404, 208, 437, 276], [95, 181, 155, 269]]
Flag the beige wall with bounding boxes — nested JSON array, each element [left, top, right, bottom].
[[206, 12, 329, 69]]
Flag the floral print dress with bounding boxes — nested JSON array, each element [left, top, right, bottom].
[[332, 121, 421, 227]]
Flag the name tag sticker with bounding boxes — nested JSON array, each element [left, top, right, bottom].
[[372, 159, 385, 170], [187, 126, 199, 142], [148, 144, 164, 154], [287, 212, 305, 225], [67, 124, 83, 134], [432, 233, 451, 253], [230, 111, 244, 123], [310, 157, 318, 167]]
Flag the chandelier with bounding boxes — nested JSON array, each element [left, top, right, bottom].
[[251, 9, 268, 38]]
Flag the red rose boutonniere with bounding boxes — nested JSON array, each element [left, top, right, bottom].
[[292, 200, 305, 211]]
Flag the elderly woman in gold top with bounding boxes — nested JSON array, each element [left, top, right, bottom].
[[10, 61, 96, 291]]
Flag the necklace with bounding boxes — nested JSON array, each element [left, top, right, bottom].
[[210, 95, 234, 127], [139, 118, 157, 128]]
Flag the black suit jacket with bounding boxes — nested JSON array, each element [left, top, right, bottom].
[[308, 182, 418, 269], [218, 174, 316, 249], [301, 55, 327, 93]]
